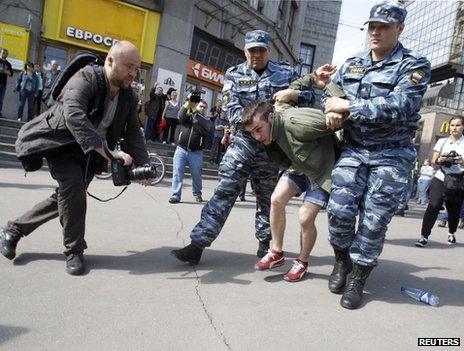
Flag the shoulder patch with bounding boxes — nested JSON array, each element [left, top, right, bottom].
[[410, 70, 424, 85]]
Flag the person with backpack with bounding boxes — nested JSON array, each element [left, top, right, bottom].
[[0, 41, 151, 275], [15, 62, 39, 122]]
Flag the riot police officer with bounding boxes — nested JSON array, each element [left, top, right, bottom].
[[323, 2, 431, 309], [171, 30, 314, 265]]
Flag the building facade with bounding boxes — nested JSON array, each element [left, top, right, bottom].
[[401, 0, 464, 161], [0, 0, 341, 119], [298, 0, 342, 106]]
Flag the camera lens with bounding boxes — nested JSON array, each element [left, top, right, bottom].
[[128, 164, 157, 180]]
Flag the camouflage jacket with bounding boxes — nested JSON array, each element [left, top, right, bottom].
[[222, 60, 315, 125], [322, 42, 431, 147]]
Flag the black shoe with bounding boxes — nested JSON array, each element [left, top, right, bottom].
[[437, 220, 447, 228], [66, 252, 85, 275], [0, 229, 20, 260], [394, 209, 405, 217], [195, 196, 203, 203], [257, 240, 270, 258], [340, 264, 373, 309], [447, 234, 456, 244], [415, 236, 428, 247], [169, 197, 180, 204], [328, 249, 353, 294], [239, 196, 246, 202], [171, 243, 203, 265]]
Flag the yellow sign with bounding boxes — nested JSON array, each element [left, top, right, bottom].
[[440, 121, 450, 134], [42, 0, 160, 64], [0, 22, 30, 70]]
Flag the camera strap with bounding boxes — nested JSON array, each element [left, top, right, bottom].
[[87, 186, 128, 202], [84, 150, 128, 202]]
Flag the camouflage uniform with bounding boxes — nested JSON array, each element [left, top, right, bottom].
[[190, 59, 314, 248], [324, 42, 431, 266]]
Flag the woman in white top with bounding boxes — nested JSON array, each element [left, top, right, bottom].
[[416, 158, 434, 205], [416, 116, 464, 247]]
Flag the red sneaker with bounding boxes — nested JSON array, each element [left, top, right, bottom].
[[254, 249, 284, 270], [284, 259, 308, 282]]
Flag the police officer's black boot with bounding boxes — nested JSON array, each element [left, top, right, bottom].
[[257, 239, 270, 258], [340, 264, 373, 309], [171, 242, 204, 265], [328, 249, 352, 294], [0, 229, 21, 260]]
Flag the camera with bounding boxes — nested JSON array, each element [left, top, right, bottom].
[[440, 150, 460, 167], [111, 159, 157, 186], [102, 141, 157, 186], [189, 90, 202, 103]]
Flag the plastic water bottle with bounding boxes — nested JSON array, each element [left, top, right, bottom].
[[400, 286, 439, 307]]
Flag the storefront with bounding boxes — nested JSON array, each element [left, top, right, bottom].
[[40, 0, 161, 99], [186, 28, 244, 109], [0, 22, 30, 71]]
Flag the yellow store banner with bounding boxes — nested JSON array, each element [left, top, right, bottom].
[[43, 0, 160, 64], [0, 22, 30, 70]]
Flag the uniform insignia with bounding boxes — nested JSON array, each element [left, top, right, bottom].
[[410, 70, 424, 85], [347, 66, 366, 74], [238, 79, 256, 85]]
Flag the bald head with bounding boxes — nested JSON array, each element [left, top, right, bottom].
[[107, 40, 140, 61], [105, 40, 141, 94]]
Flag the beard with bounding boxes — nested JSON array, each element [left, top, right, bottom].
[[110, 72, 131, 89]]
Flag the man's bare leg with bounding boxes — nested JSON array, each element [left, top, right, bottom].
[[298, 202, 322, 262], [270, 180, 298, 252]]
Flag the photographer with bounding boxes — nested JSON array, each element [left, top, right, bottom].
[[169, 96, 211, 204], [416, 116, 464, 247], [0, 41, 151, 275]]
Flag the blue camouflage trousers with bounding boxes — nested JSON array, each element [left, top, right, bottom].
[[327, 145, 416, 266], [190, 130, 279, 247]]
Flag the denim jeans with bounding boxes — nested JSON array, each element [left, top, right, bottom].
[[0, 84, 6, 114], [18, 90, 35, 121], [417, 176, 432, 205], [171, 146, 203, 200]]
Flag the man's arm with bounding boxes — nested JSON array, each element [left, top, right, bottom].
[[326, 57, 431, 124], [62, 69, 103, 154], [6, 61, 13, 77], [273, 64, 337, 105], [178, 103, 195, 125], [222, 69, 242, 124], [122, 92, 150, 166]]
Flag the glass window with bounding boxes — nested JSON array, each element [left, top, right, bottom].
[[43, 46, 67, 71], [298, 43, 315, 76]]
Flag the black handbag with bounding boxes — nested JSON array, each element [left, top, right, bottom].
[[442, 170, 464, 192]]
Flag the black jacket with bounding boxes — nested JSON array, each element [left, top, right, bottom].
[[15, 65, 149, 169], [176, 105, 211, 151]]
